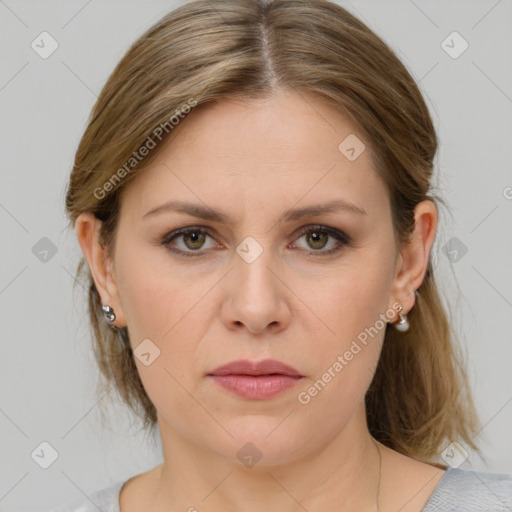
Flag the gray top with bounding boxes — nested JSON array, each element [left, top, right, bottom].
[[53, 467, 512, 511]]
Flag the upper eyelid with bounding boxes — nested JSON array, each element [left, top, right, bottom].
[[163, 224, 346, 237]]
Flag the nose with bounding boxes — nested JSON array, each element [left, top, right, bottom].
[[221, 241, 291, 335]]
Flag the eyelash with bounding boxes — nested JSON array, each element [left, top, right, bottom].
[[160, 225, 351, 258]]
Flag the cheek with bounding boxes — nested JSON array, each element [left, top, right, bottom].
[[114, 238, 186, 338], [299, 252, 393, 408], [318, 255, 393, 346], [315, 278, 386, 378], [120, 267, 205, 381], [118, 259, 208, 435], [113, 241, 212, 388]]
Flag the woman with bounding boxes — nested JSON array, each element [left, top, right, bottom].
[[57, 0, 512, 510]]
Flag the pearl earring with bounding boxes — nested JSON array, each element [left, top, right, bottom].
[[102, 304, 116, 323], [393, 304, 409, 332]]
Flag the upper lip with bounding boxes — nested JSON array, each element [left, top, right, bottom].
[[208, 359, 303, 377]]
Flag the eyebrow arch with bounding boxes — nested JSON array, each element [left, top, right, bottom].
[[142, 198, 367, 223]]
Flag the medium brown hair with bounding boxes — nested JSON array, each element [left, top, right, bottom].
[[65, 0, 481, 461]]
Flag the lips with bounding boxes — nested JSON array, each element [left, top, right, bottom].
[[208, 359, 303, 377], [207, 359, 304, 400]]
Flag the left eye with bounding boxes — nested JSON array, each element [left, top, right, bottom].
[[290, 225, 351, 255], [161, 225, 350, 257]]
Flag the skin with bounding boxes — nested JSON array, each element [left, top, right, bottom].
[[76, 90, 445, 512]]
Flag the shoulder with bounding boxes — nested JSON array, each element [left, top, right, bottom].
[[52, 480, 124, 512], [422, 467, 512, 511]]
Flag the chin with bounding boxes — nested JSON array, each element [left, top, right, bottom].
[[204, 417, 309, 468]]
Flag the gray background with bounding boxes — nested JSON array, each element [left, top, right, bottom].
[[1, 0, 511, 510]]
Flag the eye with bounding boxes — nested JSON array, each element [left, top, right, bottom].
[[161, 227, 219, 257], [290, 225, 351, 256], [161, 225, 351, 257]]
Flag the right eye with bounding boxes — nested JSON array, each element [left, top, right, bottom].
[[161, 227, 220, 257]]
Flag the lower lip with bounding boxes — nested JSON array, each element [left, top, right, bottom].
[[209, 374, 303, 400]]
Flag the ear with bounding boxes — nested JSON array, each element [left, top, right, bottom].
[[75, 212, 126, 327], [389, 199, 438, 317]]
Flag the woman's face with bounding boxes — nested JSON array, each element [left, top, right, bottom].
[[108, 90, 403, 465]]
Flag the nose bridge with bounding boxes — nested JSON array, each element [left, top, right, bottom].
[[233, 234, 279, 298], [223, 233, 287, 332]]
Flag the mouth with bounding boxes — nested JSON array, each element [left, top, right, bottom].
[[208, 358, 303, 377], [207, 359, 304, 400]]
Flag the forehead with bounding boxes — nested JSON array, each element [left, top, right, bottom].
[[168, 91, 368, 166], [120, 90, 389, 225]]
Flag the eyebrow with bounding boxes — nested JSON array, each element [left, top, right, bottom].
[[142, 198, 367, 223]]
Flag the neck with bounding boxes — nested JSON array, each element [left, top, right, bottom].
[[152, 404, 382, 512]]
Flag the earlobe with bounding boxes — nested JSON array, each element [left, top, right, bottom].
[[75, 212, 126, 327]]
